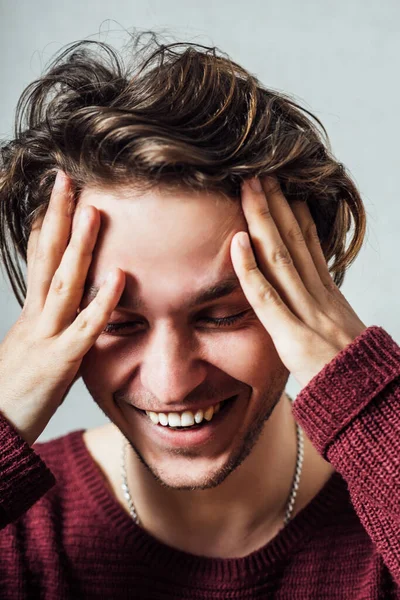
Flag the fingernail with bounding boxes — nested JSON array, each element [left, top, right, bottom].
[[106, 270, 117, 285], [80, 206, 92, 223], [54, 170, 66, 189], [238, 232, 250, 250], [263, 176, 278, 191], [249, 177, 263, 193]]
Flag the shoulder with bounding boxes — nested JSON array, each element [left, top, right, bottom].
[[33, 422, 121, 500], [33, 423, 118, 466]]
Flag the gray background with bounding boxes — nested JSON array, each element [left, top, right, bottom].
[[0, 0, 398, 442]]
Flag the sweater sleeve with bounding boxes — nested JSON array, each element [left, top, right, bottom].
[[292, 325, 400, 587], [0, 411, 56, 529]]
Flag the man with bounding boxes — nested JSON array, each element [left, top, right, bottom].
[[0, 34, 398, 598]]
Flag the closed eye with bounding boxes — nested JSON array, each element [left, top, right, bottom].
[[198, 310, 250, 327], [103, 310, 251, 334]]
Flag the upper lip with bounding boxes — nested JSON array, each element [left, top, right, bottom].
[[131, 395, 237, 414]]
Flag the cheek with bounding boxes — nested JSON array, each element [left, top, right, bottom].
[[80, 339, 135, 398], [80, 326, 283, 397], [213, 326, 283, 385]]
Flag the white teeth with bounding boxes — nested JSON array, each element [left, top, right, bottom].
[[145, 400, 224, 428], [168, 413, 181, 427], [181, 411, 195, 426], [149, 411, 159, 425], [194, 409, 204, 424], [204, 406, 214, 421], [158, 413, 168, 426]]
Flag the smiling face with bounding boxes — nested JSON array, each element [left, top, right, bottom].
[[78, 184, 289, 490]]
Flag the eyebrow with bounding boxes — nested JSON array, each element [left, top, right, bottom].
[[83, 276, 243, 312]]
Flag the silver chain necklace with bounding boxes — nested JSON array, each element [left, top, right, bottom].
[[121, 394, 304, 528]]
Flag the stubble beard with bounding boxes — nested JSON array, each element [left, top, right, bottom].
[[124, 374, 289, 492]]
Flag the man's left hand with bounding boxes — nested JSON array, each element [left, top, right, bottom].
[[231, 176, 368, 390]]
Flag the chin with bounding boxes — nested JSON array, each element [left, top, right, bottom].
[[126, 428, 261, 491]]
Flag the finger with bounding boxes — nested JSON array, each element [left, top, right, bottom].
[[26, 216, 44, 298], [39, 205, 101, 337], [25, 171, 76, 314], [58, 268, 125, 360], [290, 200, 336, 290], [261, 177, 327, 300], [240, 178, 315, 320], [230, 231, 300, 340]]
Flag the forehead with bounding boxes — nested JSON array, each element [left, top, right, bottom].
[[78, 185, 248, 310]]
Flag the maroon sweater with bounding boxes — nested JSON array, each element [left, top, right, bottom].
[[0, 325, 399, 599]]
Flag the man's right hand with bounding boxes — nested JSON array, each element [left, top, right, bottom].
[[0, 171, 124, 446]]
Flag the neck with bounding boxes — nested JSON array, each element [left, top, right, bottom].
[[123, 392, 307, 557]]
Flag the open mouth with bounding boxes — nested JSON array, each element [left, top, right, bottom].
[[134, 395, 237, 431]]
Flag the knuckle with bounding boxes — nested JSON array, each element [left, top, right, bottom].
[[323, 279, 337, 293], [304, 223, 320, 244], [256, 204, 273, 220], [76, 315, 90, 332], [271, 244, 292, 266], [246, 260, 260, 275], [287, 225, 305, 245], [51, 273, 68, 295], [75, 305, 104, 339], [259, 283, 280, 304]]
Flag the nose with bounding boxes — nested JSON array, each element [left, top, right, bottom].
[[139, 323, 207, 409]]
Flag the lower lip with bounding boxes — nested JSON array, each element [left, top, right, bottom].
[[131, 395, 239, 448]]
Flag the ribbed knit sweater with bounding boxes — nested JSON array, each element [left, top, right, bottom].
[[0, 325, 399, 599]]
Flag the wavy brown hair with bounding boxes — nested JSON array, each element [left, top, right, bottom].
[[0, 30, 366, 308]]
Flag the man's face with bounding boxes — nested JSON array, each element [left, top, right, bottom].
[[78, 184, 289, 490]]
